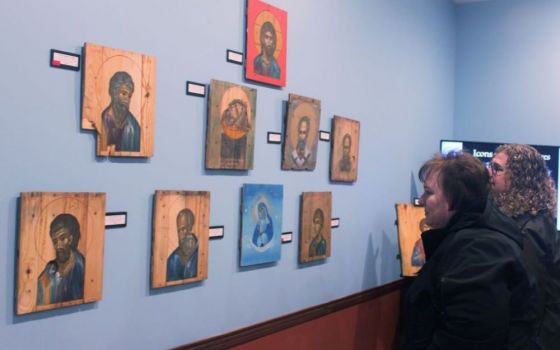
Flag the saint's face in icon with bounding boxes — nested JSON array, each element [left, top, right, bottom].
[[338, 133, 352, 172], [258, 203, 267, 220], [166, 209, 199, 282], [342, 134, 351, 157], [108, 71, 135, 118], [37, 213, 85, 306], [52, 226, 74, 264], [261, 22, 276, 58], [115, 84, 132, 111], [298, 118, 309, 142], [296, 117, 310, 154], [177, 210, 196, 256], [222, 99, 250, 131], [253, 21, 280, 79], [308, 208, 327, 259], [102, 71, 141, 152], [313, 209, 324, 236], [226, 101, 242, 122]]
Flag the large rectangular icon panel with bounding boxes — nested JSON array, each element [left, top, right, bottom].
[[17, 192, 106, 315], [299, 192, 331, 263], [151, 190, 210, 288], [395, 203, 428, 277], [282, 94, 321, 171], [82, 42, 156, 157], [244, 0, 287, 87], [330, 116, 360, 182], [240, 184, 283, 266], [206, 80, 257, 170]]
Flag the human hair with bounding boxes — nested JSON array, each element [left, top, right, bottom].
[[493, 144, 557, 217], [260, 21, 277, 50], [419, 151, 489, 213], [109, 71, 134, 97], [50, 213, 80, 249], [177, 208, 195, 230]]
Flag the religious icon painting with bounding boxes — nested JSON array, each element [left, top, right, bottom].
[[299, 192, 331, 264], [151, 190, 210, 288], [81, 42, 156, 157], [244, 0, 287, 87], [281, 94, 321, 171], [16, 192, 106, 315], [240, 184, 283, 267], [395, 203, 429, 277], [205, 79, 257, 170], [329, 116, 360, 183]]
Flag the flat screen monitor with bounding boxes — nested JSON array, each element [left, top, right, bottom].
[[440, 139, 560, 230]]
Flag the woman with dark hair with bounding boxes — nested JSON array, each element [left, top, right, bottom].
[[490, 144, 560, 349], [404, 152, 535, 349]]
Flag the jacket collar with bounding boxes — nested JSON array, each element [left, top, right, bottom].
[[421, 198, 523, 260]]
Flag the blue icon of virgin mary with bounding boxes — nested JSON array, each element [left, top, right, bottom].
[[252, 202, 274, 248]]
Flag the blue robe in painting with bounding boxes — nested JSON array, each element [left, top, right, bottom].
[[166, 246, 198, 282], [309, 235, 326, 257], [102, 107, 141, 152], [253, 54, 280, 79], [252, 213, 274, 248], [37, 250, 85, 305]]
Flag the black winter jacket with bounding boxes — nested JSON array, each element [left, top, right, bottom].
[[514, 212, 560, 350], [404, 201, 537, 350]]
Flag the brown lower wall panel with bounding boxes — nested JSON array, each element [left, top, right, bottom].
[[177, 279, 404, 350]]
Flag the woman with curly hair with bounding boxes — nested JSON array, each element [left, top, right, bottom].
[[489, 144, 560, 349]]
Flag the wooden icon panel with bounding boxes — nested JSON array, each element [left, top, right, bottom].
[[205, 79, 257, 170], [151, 190, 210, 288], [245, 0, 287, 87], [299, 192, 331, 263], [82, 42, 156, 157], [281, 94, 321, 171], [395, 203, 429, 277], [329, 116, 360, 182], [17, 192, 106, 315]]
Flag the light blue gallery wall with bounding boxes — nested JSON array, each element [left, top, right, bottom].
[[455, 0, 560, 146], [0, 1, 454, 348]]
